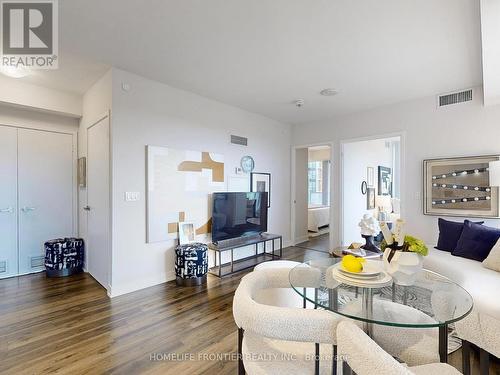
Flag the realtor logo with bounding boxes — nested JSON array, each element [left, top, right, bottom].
[[1, 0, 58, 69]]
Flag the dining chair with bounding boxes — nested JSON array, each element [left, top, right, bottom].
[[337, 320, 462, 375], [233, 268, 341, 374]]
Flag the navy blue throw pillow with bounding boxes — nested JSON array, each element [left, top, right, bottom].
[[452, 221, 500, 261], [435, 218, 483, 252]]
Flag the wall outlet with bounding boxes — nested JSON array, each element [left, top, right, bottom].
[[415, 191, 421, 200], [235, 167, 243, 175], [125, 192, 140, 201]]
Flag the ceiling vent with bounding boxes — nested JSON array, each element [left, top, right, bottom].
[[438, 89, 473, 108], [230, 135, 248, 146]]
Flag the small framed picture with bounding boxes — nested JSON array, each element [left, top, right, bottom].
[[178, 222, 196, 245], [378, 166, 392, 196], [367, 188, 376, 210], [251, 172, 271, 208], [78, 157, 86, 188], [367, 167, 374, 187]]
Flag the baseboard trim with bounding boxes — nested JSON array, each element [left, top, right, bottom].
[[293, 235, 308, 246], [108, 271, 176, 298]]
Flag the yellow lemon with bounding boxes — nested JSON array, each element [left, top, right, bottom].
[[342, 255, 364, 273]]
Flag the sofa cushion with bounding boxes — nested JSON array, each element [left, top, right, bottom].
[[452, 221, 500, 261], [424, 248, 500, 319], [436, 218, 483, 252], [483, 238, 500, 272]]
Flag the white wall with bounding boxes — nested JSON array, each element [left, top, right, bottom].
[[0, 75, 82, 117], [109, 68, 291, 296], [342, 138, 395, 245], [480, 0, 500, 106], [293, 86, 500, 246], [309, 148, 331, 162]]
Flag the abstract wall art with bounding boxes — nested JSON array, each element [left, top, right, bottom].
[[423, 155, 500, 218], [146, 146, 225, 243]]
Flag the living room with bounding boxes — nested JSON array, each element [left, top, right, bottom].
[[0, 1, 499, 374]]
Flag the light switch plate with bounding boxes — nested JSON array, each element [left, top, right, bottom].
[[125, 192, 140, 201]]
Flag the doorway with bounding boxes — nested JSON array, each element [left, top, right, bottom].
[[86, 116, 111, 290], [292, 144, 333, 253], [0, 125, 75, 279], [341, 135, 402, 247]]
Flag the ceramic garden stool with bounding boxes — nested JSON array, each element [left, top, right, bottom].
[[44, 238, 84, 277], [175, 242, 209, 286]]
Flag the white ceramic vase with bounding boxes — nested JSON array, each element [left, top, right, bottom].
[[383, 249, 424, 286]]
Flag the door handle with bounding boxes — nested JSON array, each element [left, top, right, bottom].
[[83, 206, 91, 211], [21, 207, 36, 212], [0, 207, 13, 213]]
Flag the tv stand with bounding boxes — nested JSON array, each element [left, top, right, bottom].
[[208, 233, 283, 277]]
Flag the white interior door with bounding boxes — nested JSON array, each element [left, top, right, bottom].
[[86, 117, 110, 289], [18, 129, 74, 275], [0, 126, 18, 278]]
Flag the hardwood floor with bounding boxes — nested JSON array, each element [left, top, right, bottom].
[[296, 233, 330, 253], [0, 246, 498, 374]]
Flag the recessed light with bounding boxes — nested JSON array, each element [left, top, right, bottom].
[[320, 88, 339, 96], [0, 66, 30, 78]]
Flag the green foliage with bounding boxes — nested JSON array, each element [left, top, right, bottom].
[[380, 235, 428, 256], [404, 235, 429, 256]]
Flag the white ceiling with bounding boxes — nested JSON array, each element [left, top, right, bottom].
[[41, 0, 484, 124], [18, 53, 109, 95]]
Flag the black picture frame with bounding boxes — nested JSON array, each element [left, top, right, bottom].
[[250, 172, 271, 208], [378, 166, 392, 196], [367, 188, 376, 209]]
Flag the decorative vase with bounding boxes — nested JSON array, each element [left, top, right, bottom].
[[361, 234, 381, 253], [383, 249, 423, 286]]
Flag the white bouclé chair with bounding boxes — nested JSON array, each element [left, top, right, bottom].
[[233, 268, 341, 374], [337, 321, 462, 375], [253, 261, 304, 308]]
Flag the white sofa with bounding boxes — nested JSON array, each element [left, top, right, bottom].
[[424, 247, 500, 371]]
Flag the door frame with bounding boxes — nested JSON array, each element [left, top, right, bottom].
[[290, 142, 335, 249], [339, 131, 406, 246], [85, 111, 112, 294]]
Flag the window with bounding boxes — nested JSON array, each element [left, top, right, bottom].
[[308, 161, 329, 206]]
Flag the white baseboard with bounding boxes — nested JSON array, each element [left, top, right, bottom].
[[293, 235, 309, 246], [108, 270, 176, 298]]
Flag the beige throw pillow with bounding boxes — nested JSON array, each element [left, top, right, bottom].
[[483, 238, 500, 272]]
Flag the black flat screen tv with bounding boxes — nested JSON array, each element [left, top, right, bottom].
[[211, 192, 268, 243]]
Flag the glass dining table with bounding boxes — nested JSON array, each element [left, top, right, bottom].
[[288, 257, 474, 363]]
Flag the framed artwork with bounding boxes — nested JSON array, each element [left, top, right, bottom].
[[78, 157, 86, 188], [251, 172, 271, 208], [378, 166, 392, 196], [423, 155, 500, 218], [146, 146, 224, 243], [367, 167, 374, 187], [367, 188, 376, 210], [178, 222, 196, 245]]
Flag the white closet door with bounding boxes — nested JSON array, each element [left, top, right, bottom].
[[18, 129, 74, 275], [86, 117, 110, 289], [0, 126, 18, 279]]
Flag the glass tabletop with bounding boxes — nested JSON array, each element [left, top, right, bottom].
[[289, 257, 473, 328]]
